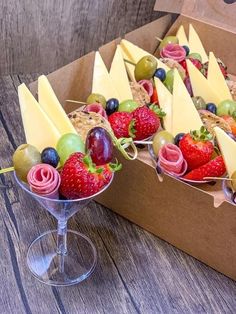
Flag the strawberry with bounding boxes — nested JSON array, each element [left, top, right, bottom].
[[188, 57, 202, 71], [132, 105, 162, 140], [180, 58, 202, 76], [183, 156, 226, 181], [108, 112, 133, 138], [201, 59, 228, 78], [150, 85, 158, 104], [179, 127, 214, 170], [59, 152, 114, 199]]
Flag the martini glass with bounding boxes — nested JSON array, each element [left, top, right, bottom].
[[14, 172, 113, 286]]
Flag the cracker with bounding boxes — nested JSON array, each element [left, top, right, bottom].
[[68, 109, 112, 142], [198, 109, 231, 135]]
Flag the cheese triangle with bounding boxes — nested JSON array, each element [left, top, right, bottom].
[[188, 24, 208, 63], [176, 25, 189, 47], [214, 126, 236, 177], [38, 75, 76, 135], [92, 51, 120, 101], [172, 69, 203, 136], [18, 84, 61, 152], [207, 52, 232, 102], [120, 39, 170, 79], [154, 77, 172, 134], [109, 45, 133, 101], [186, 59, 221, 105]]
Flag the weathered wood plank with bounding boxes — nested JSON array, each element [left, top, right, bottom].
[[0, 0, 164, 75]]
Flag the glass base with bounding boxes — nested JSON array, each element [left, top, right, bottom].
[[27, 230, 97, 286]]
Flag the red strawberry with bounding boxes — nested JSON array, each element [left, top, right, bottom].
[[202, 59, 228, 78], [108, 112, 133, 138], [132, 106, 161, 140], [150, 86, 158, 104], [59, 152, 113, 199], [183, 156, 226, 181], [180, 58, 202, 76], [188, 57, 202, 70], [179, 127, 214, 170]]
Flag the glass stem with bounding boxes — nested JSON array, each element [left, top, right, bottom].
[[57, 220, 68, 255]]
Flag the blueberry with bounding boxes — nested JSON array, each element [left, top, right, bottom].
[[106, 98, 119, 116], [174, 133, 185, 146], [41, 147, 60, 168], [154, 68, 166, 82], [206, 103, 217, 114], [182, 45, 190, 56]]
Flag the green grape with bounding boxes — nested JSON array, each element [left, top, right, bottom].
[[118, 100, 139, 113], [86, 93, 106, 109], [56, 133, 85, 166], [164, 69, 174, 93], [187, 53, 202, 62], [152, 130, 174, 157], [134, 56, 157, 81], [13, 144, 41, 182], [159, 36, 179, 50], [217, 99, 236, 116], [192, 96, 206, 110], [231, 171, 236, 191]]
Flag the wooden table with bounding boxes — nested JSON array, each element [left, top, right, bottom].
[[1, 74, 236, 314]]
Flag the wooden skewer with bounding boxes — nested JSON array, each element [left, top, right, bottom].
[[203, 177, 232, 181], [66, 100, 87, 105], [123, 59, 136, 66], [155, 37, 163, 42], [134, 140, 153, 145], [0, 166, 14, 174]]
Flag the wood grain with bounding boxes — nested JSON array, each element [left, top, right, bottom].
[[0, 0, 165, 75], [1, 73, 236, 313]]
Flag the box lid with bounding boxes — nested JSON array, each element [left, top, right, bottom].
[[154, 0, 236, 32]]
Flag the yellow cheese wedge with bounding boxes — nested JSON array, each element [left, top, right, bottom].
[[38, 75, 76, 135], [188, 24, 208, 63], [214, 126, 236, 177], [92, 51, 120, 101], [186, 59, 221, 105], [172, 69, 203, 136], [176, 25, 189, 47], [207, 52, 232, 102], [18, 84, 61, 152], [109, 45, 133, 101], [120, 39, 170, 80], [154, 77, 172, 134], [119, 45, 136, 81]]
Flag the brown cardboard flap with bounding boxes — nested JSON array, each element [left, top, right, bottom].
[[154, 0, 236, 31]]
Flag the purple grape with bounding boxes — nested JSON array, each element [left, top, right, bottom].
[[184, 76, 193, 97], [86, 127, 113, 165]]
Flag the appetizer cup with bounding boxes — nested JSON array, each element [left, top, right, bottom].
[[14, 172, 113, 286]]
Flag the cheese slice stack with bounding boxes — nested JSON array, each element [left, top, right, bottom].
[[38, 75, 76, 135], [207, 52, 232, 102], [92, 51, 120, 101], [120, 39, 169, 81], [18, 84, 61, 152], [172, 69, 203, 136], [109, 45, 133, 101], [176, 25, 189, 47], [154, 77, 172, 134], [214, 126, 236, 177], [188, 24, 208, 63], [186, 59, 221, 105]]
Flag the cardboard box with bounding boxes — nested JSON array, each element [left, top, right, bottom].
[[29, 1, 236, 280]]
